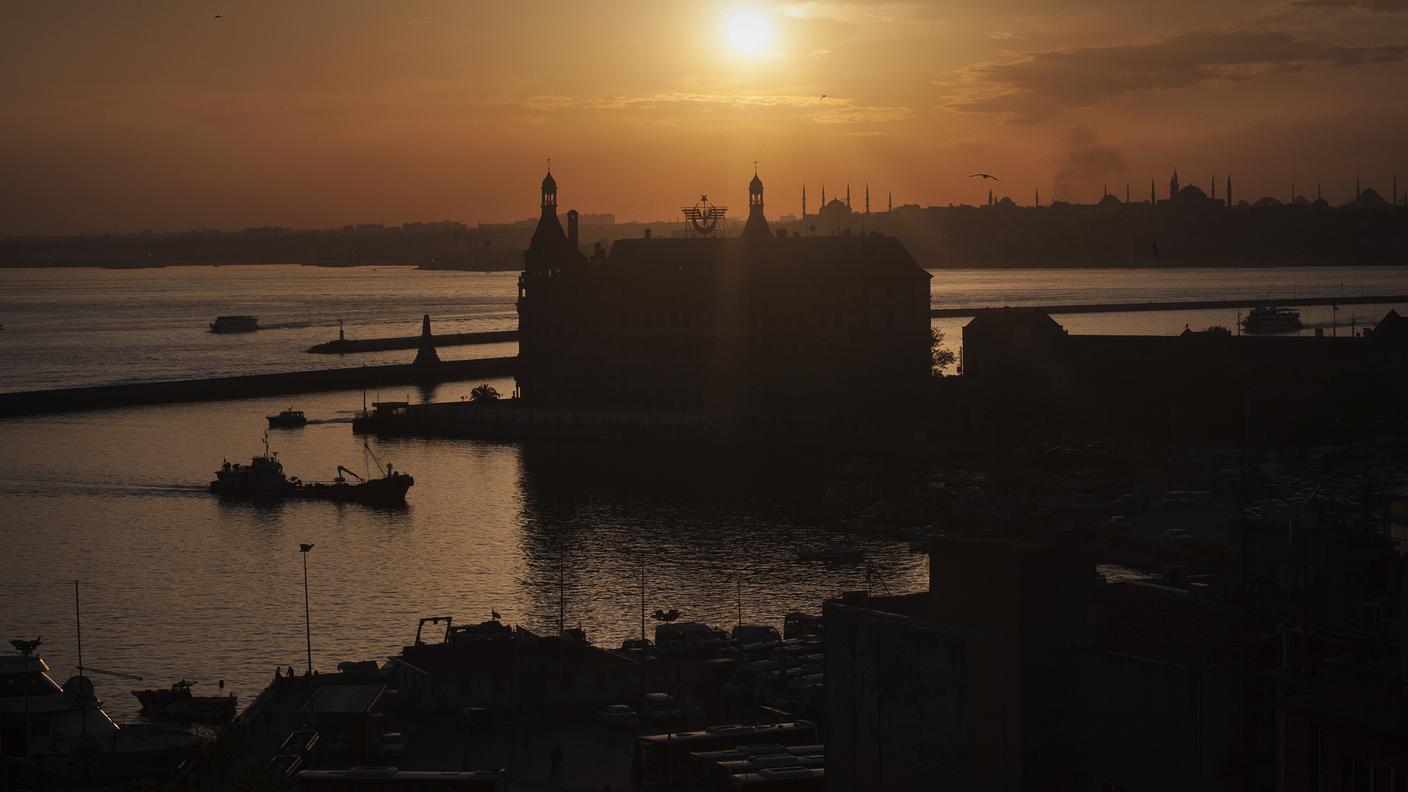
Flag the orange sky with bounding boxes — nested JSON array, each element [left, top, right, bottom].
[[2, 0, 1406, 234]]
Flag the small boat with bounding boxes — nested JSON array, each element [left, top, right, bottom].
[[267, 408, 308, 428], [795, 545, 863, 563], [209, 315, 259, 333], [1241, 306, 1302, 334], [210, 438, 414, 506], [132, 679, 237, 723]]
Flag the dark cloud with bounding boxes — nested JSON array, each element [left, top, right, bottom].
[[1052, 128, 1125, 201], [949, 29, 1406, 122]]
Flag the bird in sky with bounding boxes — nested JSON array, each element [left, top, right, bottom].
[[491, 609, 501, 620], [969, 173, 1002, 182], [820, 94, 827, 99], [213, 14, 222, 18]]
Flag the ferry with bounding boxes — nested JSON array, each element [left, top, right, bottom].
[[209, 315, 259, 333], [210, 438, 414, 506], [267, 408, 308, 428], [1, 639, 199, 786], [131, 678, 237, 723], [1241, 305, 1302, 334]]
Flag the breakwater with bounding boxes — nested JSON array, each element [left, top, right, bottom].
[[307, 329, 518, 354], [0, 358, 517, 418], [930, 293, 1407, 318]]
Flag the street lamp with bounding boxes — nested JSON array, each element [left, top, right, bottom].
[[300, 543, 315, 675]]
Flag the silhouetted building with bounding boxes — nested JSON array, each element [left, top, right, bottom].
[[515, 169, 933, 418], [960, 309, 1408, 445]]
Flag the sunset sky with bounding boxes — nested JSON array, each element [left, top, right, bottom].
[[3, 0, 1406, 234]]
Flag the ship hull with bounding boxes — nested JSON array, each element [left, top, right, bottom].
[[209, 474, 413, 506]]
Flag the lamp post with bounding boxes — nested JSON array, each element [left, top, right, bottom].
[[300, 543, 315, 675]]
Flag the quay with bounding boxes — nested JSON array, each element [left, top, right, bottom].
[[308, 329, 518, 354], [0, 357, 516, 418], [930, 292, 1408, 317]]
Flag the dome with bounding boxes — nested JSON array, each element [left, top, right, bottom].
[[1176, 185, 1207, 200]]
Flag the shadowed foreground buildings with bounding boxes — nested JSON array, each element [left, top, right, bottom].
[[515, 169, 933, 419]]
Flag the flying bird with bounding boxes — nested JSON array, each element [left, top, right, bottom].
[[491, 609, 501, 620], [213, 14, 222, 18], [969, 173, 1002, 182], [820, 94, 827, 99]]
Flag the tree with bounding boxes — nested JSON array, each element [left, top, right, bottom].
[[469, 383, 500, 403], [930, 328, 957, 375]]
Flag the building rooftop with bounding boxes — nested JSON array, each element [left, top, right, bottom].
[[1089, 581, 1276, 667]]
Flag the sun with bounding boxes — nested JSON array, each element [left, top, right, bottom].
[[727, 9, 771, 55]]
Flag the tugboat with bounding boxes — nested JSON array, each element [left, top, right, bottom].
[[132, 679, 237, 724], [209, 315, 259, 333], [210, 438, 414, 506], [1241, 305, 1302, 334], [267, 407, 308, 428]]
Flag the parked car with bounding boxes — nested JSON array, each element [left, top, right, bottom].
[[642, 692, 685, 722], [597, 704, 639, 727]]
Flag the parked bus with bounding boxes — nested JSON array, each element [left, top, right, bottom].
[[298, 767, 506, 792], [631, 722, 817, 791]]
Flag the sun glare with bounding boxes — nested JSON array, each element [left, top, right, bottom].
[[728, 9, 771, 54]]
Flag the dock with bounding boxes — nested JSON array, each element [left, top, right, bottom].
[[930, 293, 1408, 318], [307, 329, 518, 354], [0, 358, 517, 418]]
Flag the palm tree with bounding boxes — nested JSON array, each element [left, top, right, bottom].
[[469, 383, 500, 403]]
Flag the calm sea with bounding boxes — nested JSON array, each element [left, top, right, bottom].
[[0, 263, 1404, 721]]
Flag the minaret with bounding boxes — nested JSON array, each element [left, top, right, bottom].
[[1035, 188, 1040, 207], [1227, 174, 1232, 207], [741, 165, 772, 240], [1317, 182, 1322, 202], [1103, 183, 1108, 198], [888, 191, 892, 213], [802, 184, 807, 221], [846, 184, 852, 210], [1151, 179, 1156, 205], [1211, 175, 1215, 200], [1291, 181, 1296, 204], [1170, 169, 1180, 199], [1126, 184, 1130, 204], [987, 188, 993, 207], [864, 183, 870, 214], [1394, 175, 1398, 207], [821, 183, 827, 206], [1356, 176, 1361, 199]]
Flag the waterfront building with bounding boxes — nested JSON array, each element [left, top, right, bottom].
[[515, 168, 933, 418]]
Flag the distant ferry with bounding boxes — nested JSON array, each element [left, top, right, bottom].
[[209, 315, 259, 333], [1241, 306, 1302, 335], [210, 438, 414, 506]]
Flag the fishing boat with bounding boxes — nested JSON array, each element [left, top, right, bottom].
[[267, 408, 308, 428], [209, 315, 259, 333], [1, 639, 199, 786], [1241, 305, 1302, 334], [131, 679, 237, 723], [210, 437, 413, 506]]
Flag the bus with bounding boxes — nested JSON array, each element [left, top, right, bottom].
[[631, 722, 817, 791], [297, 767, 507, 792]]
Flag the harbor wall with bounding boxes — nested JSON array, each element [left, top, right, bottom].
[[0, 358, 517, 418]]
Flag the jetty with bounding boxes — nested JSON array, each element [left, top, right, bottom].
[[930, 293, 1408, 318], [0, 357, 516, 418], [308, 329, 518, 354]]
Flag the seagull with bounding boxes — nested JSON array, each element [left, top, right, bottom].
[[491, 609, 501, 620], [820, 94, 827, 99], [213, 14, 222, 18], [969, 173, 1001, 182]]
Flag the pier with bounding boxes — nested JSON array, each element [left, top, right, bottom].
[[930, 292, 1408, 318], [0, 357, 517, 418], [307, 329, 518, 354]]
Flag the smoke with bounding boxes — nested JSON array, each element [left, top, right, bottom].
[[1052, 128, 1126, 202]]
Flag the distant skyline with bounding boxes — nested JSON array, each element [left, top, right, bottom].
[[2, 0, 1406, 234]]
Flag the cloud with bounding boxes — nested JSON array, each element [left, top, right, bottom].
[[502, 92, 911, 125], [946, 29, 1406, 122], [1288, 0, 1408, 10], [1052, 128, 1125, 201]]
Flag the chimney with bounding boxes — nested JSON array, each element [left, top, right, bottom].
[[566, 209, 579, 250]]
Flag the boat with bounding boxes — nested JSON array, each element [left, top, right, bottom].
[[210, 438, 414, 506], [1, 639, 199, 787], [795, 545, 863, 563], [267, 408, 308, 428], [131, 679, 237, 723], [209, 315, 259, 333], [1240, 305, 1302, 334]]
